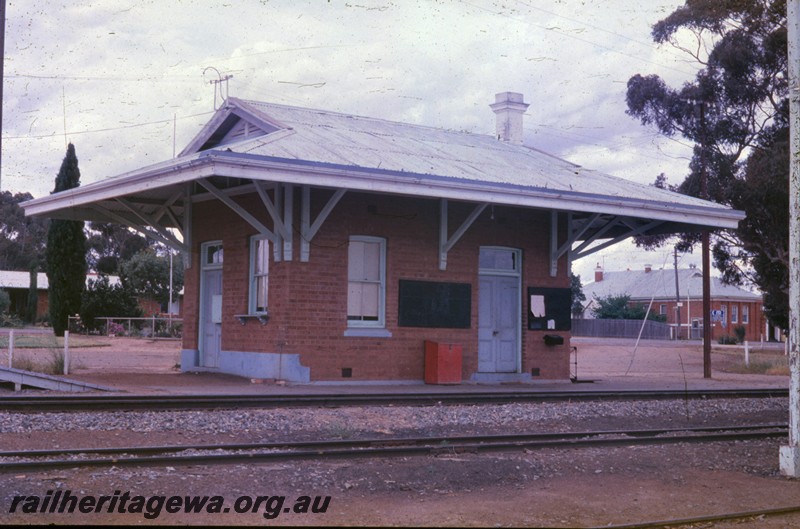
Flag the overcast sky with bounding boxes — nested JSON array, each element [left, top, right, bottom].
[[2, 0, 709, 281]]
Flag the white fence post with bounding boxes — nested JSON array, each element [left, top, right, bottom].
[[744, 341, 749, 368], [7, 329, 14, 368], [63, 330, 70, 375]]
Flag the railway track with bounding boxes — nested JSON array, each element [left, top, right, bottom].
[[0, 423, 787, 472], [0, 387, 789, 412]]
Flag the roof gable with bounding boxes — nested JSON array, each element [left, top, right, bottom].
[[180, 101, 287, 155]]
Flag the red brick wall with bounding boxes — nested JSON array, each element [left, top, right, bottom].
[[183, 191, 571, 381], [653, 298, 765, 341]]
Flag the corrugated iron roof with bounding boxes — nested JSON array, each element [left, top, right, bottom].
[[224, 98, 728, 211], [23, 96, 744, 235], [584, 268, 761, 302], [0, 271, 120, 290]]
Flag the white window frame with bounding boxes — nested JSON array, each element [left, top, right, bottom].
[[742, 305, 749, 324], [345, 236, 389, 337], [659, 304, 667, 316], [248, 236, 270, 315], [731, 304, 738, 324]]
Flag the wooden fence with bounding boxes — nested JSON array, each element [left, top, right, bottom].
[[571, 318, 672, 340]]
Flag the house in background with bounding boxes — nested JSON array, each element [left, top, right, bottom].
[[583, 264, 766, 342], [23, 92, 744, 383], [0, 271, 160, 321], [0, 271, 49, 320]]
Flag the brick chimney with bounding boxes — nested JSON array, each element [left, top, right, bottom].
[[644, 264, 652, 273], [490, 92, 529, 145], [594, 263, 603, 282]]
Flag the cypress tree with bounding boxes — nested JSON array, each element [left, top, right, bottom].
[[45, 143, 87, 336]]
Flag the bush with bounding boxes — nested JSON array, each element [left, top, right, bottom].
[[0, 313, 24, 328], [718, 335, 738, 345], [733, 325, 746, 343], [80, 275, 142, 332]]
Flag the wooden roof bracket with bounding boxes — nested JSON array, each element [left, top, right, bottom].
[[253, 181, 290, 263], [300, 186, 346, 262], [550, 212, 601, 277], [571, 216, 665, 261], [90, 203, 188, 254], [439, 198, 488, 271], [196, 177, 278, 249], [183, 183, 193, 269]]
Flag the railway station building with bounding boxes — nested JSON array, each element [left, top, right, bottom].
[[23, 92, 745, 384]]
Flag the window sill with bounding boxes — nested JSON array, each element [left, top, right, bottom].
[[344, 328, 392, 338], [234, 313, 270, 325]]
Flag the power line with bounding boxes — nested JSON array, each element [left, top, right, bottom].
[[2, 110, 214, 141], [514, 0, 688, 63], [6, 73, 199, 82], [462, 0, 698, 78]]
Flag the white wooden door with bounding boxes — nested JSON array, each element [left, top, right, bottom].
[[200, 243, 223, 368], [478, 275, 520, 373]]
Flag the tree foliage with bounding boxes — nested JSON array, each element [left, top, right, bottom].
[[593, 294, 665, 321], [592, 294, 666, 322], [625, 0, 789, 326], [726, 127, 790, 328], [45, 144, 87, 336], [570, 273, 586, 317], [80, 275, 142, 332], [86, 222, 151, 275], [119, 248, 184, 309], [0, 191, 48, 271], [0, 289, 9, 314]]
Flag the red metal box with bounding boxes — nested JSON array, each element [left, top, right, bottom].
[[424, 340, 462, 384]]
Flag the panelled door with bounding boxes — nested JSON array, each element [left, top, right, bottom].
[[478, 247, 521, 373], [199, 242, 223, 368]]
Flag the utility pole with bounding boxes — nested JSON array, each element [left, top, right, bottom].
[[0, 0, 6, 190], [674, 246, 681, 339], [699, 101, 712, 378], [780, 0, 800, 478]]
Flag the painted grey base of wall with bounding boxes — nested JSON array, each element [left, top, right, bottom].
[[470, 372, 534, 384], [181, 349, 311, 383]]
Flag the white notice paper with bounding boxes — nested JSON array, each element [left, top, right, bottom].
[[530, 295, 545, 317]]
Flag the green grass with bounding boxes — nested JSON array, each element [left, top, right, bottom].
[[718, 351, 790, 376], [10, 348, 86, 375], [0, 334, 109, 348]]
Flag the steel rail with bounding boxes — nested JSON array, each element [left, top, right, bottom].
[[0, 424, 787, 472], [590, 504, 800, 529], [0, 423, 787, 459], [0, 388, 789, 412]]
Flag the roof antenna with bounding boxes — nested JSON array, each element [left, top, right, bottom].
[[203, 66, 233, 110]]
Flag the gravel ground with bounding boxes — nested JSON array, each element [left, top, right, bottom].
[[1, 336, 797, 526], [0, 398, 790, 440], [2, 397, 799, 527]]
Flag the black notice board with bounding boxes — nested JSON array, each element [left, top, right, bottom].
[[398, 280, 471, 328], [527, 287, 572, 331]]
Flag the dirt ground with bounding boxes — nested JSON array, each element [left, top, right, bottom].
[[1, 334, 798, 527]]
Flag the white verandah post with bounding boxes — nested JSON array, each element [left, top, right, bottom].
[[780, 0, 800, 478]]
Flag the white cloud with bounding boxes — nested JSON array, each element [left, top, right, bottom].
[[3, 0, 695, 201]]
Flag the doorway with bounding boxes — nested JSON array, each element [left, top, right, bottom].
[[478, 247, 521, 373], [199, 241, 223, 368]]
